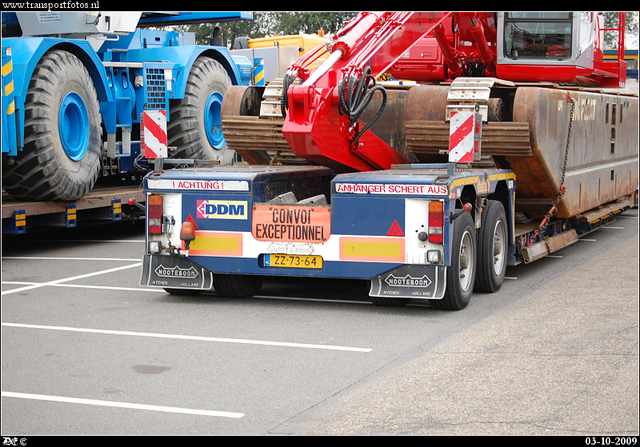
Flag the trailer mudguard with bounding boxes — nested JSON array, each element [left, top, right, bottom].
[[140, 254, 214, 291]]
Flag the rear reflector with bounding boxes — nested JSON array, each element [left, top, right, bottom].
[[148, 195, 163, 234], [428, 201, 444, 244]]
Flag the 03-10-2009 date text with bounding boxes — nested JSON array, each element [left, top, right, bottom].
[[585, 438, 637, 446]]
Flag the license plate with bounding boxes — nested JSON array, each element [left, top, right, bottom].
[[264, 254, 323, 269]]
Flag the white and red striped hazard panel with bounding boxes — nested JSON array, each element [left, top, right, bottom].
[[142, 110, 168, 159], [448, 111, 480, 163]]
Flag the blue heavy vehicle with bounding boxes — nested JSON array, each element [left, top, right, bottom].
[[1, 11, 252, 207]]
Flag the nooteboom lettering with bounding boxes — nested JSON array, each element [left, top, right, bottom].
[[154, 266, 198, 278], [255, 223, 326, 241]]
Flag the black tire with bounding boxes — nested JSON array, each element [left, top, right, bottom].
[[430, 211, 476, 310], [475, 200, 508, 293], [2, 50, 101, 201], [167, 57, 234, 164], [213, 274, 263, 298]]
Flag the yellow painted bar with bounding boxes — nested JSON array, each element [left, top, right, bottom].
[[2, 59, 12, 77], [188, 231, 243, 257], [340, 237, 405, 262]]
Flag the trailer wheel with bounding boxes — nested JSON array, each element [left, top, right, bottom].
[[2, 50, 101, 201], [213, 274, 263, 298], [431, 211, 476, 310], [475, 200, 508, 293], [167, 57, 234, 164]]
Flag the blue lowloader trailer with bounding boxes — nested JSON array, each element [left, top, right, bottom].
[[2, 11, 253, 233], [139, 77, 638, 311], [138, 160, 637, 311]]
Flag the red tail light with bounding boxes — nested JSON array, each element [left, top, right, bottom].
[[148, 195, 163, 234], [428, 201, 444, 244]]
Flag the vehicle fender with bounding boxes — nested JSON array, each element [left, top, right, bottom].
[[3, 37, 113, 148], [171, 46, 244, 96], [126, 45, 243, 98]]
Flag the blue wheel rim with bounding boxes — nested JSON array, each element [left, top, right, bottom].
[[59, 92, 90, 161], [204, 91, 225, 150]]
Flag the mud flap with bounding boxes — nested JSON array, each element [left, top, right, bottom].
[[140, 255, 214, 291], [369, 265, 447, 300]]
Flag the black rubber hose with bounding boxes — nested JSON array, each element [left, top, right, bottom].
[[338, 66, 387, 149], [281, 66, 388, 152], [280, 72, 297, 118]]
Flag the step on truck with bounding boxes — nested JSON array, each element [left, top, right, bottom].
[[2, 11, 253, 233], [140, 12, 638, 310]]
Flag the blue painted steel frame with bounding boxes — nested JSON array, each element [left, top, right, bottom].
[[143, 165, 519, 283], [2, 29, 247, 155]]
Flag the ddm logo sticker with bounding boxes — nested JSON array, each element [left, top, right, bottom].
[[197, 200, 248, 220]]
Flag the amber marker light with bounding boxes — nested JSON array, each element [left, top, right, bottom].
[[180, 220, 196, 250]]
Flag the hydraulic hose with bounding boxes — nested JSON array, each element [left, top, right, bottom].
[[280, 71, 297, 118], [281, 49, 345, 118], [338, 66, 387, 149]]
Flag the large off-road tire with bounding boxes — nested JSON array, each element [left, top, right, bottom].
[[167, 57, 235, 164], [213, 274, 263, 298], [475, 200, 508, 293], [2, 50, 101, 201], [430, 211, 477, 310]]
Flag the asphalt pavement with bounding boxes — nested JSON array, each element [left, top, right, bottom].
[[1, 210, 638, 437], [279, 212, 639, 435]]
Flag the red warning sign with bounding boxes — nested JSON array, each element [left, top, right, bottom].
[[387, 220, 404, 237]]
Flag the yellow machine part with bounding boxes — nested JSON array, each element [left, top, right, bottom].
[[247, 33, 328, 56]]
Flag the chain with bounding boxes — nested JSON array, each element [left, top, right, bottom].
[[533, 92, 575, 239]]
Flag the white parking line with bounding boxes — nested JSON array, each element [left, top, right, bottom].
[[1, 322, 373, 352], [3, 256, 141, 262], [14, 240, 146, 243], [1, 391, 244, 419], [1, 263, 141, 296], [2, 281, 165, 293]]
